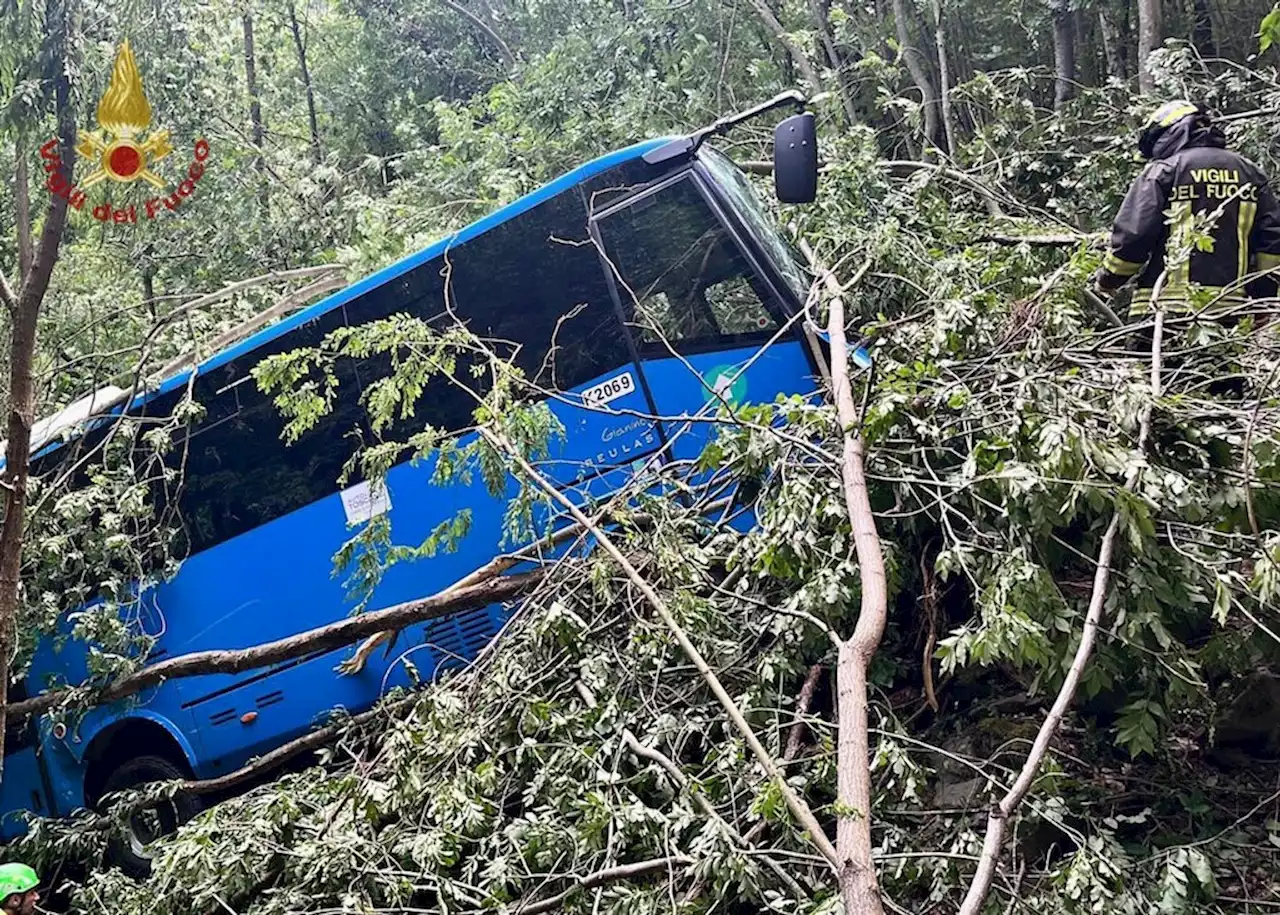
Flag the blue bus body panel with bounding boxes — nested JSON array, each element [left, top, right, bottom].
[[19, 359, 663, 796], [636, 341, 818, 461], [0, 747, 49, 835]]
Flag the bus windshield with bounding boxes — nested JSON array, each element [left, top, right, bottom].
[[698, 147, 811, 303]]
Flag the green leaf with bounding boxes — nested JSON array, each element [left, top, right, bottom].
[[1261, 5, 1280, 52], [1212, 576, 1231, 626]]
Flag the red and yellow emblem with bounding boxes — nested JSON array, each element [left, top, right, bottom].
[[75, 40, 172, 188]]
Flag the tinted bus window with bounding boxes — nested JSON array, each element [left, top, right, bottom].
[[354, 185, 633, 445], [163, 305, 369, 555], [166, 184, 635, 551], [577, 155, 675, 213], [444, 186, 631, 393], [172, 359, 367, 554], [594, 178, 782, 353]]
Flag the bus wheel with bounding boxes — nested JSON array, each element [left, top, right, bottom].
[[100, 755, 202, 878]]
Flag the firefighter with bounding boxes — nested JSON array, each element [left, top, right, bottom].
[[1093, 100, 1280, 309], [0, 864, 40, 915]]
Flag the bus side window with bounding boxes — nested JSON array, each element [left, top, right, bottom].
[[446, 187, 632, 397], [594, 178, 781, 353], [169, 316, 371, 556], [339, 274, 480, 445], [351, 185, 634, 441]]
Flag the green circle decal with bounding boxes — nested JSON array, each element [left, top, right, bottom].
[[703, 364, 748, 405]]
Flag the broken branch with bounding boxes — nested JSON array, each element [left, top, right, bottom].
[[8, 568, 544, 721], [622, 729, 806, 897], [480, 426, 842, 872], [515, 856, 693, 915]]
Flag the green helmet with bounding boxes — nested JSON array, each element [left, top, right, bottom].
[[0, 863, 38, 900]]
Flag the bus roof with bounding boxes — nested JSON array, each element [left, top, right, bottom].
[[14, 137, 673, 471]]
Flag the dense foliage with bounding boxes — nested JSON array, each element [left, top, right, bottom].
[[3, 0, 1280, 912]]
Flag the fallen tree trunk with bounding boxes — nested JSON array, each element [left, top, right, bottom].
[[7, 568, 544, 721]]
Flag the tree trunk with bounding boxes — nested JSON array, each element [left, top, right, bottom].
[[837, 646, 884, 914], [286, 0, 322, 164], [808, 0, 842, 74], [1137, 0, 1162, 93], [1052, 0, 1077, 109], [1098, 4, 1128, 81], [0, 7, 76, 775], [14, 139, 32, 284], [805, 0, 859, 123], [1189, 0, 1215, 56], [799, 241, 889, 915], [744, 0, 828, 101], [242, 13, 268, 209], [830, 303, 889, 915], [892, 0, 941, 152], [931, 0, 957, 156], [1072, 8, 1094, 88]]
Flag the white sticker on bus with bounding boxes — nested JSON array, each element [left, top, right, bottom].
[[340, 479, 392, 526], [580, 371, 636, 407]]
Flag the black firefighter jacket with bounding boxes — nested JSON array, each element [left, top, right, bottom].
[[1098, 119, 1280, 306]]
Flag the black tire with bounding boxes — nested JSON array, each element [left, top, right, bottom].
[[99, 755, 202, 878]]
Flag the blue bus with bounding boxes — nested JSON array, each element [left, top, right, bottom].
[[0, 95, 822, 873]]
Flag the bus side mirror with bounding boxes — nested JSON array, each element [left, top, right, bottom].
[[773, 112, 817, 204]]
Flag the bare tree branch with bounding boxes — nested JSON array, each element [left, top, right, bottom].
[[440, 0, 517, 67], [800, 239, 887, 915], [7, 568, 543, 722], [96, 698, 406, 824], [152, 270, 346, 380], [0, 272, 16, 316], [784, 662, 825, 762], [286, 0, 323, 164], [154, 265, 342, 333], [515, 856, 693, 915]]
